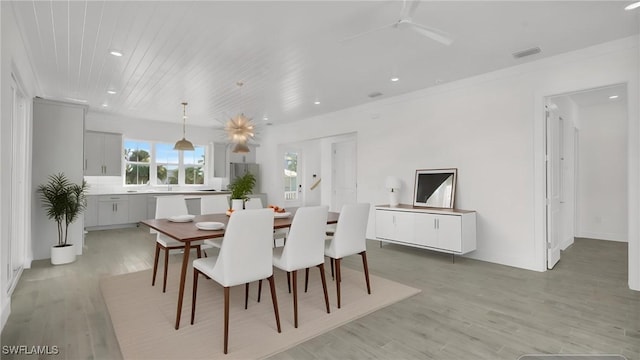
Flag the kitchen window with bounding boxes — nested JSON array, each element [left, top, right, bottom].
[[124, 139, 206, 186]]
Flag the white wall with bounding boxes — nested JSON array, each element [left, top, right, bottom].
[[258, 36, 639, 289], [576, 100, 628, 241], [0, 2, 39, 330]]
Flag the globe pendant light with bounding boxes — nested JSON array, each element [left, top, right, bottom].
[[174, 102, 195, 151]]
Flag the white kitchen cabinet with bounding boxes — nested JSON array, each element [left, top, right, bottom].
[[84, 131, 122, 176], [375, 205, 476, 255], [85, 195, 99, 227], [98, 195, 129, 226], [128, 194, 148, 223]]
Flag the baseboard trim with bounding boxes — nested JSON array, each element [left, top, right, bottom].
[[1, 298, 11, 332], [576, 231, 627, 242]]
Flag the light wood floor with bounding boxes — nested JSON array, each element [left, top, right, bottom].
[[2, 229, 639, 359]]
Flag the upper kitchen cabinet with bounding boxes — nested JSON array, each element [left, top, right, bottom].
[[85, 131, 122, 176]]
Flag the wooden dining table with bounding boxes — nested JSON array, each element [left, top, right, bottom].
[[140, 207, 340, 330]]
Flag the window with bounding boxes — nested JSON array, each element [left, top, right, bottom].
[[156, 143, 180, 185], [123, 139, 207, 186], [124, 140, 151, 185], [283, 152, 298, 200], [184, 146, 205, 184]]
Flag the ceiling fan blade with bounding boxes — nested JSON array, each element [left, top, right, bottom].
[[409, 22, 454, 46], [340, 22, 396, 43], [400, 0, 421, 19]]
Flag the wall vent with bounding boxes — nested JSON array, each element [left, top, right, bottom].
[[512, 46, 542, 59], [368, 91, 383, 98]]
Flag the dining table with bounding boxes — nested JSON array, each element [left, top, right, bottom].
[[140, 207, 340, 330]]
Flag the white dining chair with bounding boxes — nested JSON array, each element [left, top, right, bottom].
[[152, 195, 203, 293], [245, 197, 288, 246], [324, 203, 371, 308], [200, 195, 229, 214], [270, 206, 330, 328], [191, 208, 281, 354], [199, 196, 229, 249], [244, 197, 263, 209]]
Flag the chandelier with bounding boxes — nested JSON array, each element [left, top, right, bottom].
[[225, 113, 254, 153]]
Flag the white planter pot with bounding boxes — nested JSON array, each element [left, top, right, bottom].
[[51, 244, 76, 265], [231, 199, 244, 211]]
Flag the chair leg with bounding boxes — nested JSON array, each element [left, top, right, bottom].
[[152, 243, 160, 286], [196, 245, 202, 259], [318, 263, 330, 313], [287, 272, 291, 293], [267, 275, 282, 333], [335, 258, 341, 308], [244, 283, 249, 310], [163, 248, 169, 293], [223, 287, 230, 354], [330, 258, 334, 280], [190, 269, 200, 325], [292, 270, 298, 328], [304, 268, 310, 293], [257, 280, 262, 303], [359, 251, 371, 294]]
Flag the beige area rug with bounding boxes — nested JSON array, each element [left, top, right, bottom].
[[100, 262, 420, 360]]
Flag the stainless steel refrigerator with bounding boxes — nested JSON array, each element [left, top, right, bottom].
[[229, 162, 260, 191]]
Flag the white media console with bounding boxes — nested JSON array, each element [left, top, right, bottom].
[[375, 204, 477, 255]]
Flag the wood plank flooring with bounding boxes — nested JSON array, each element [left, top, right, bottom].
[[1, 230, 639, 359]]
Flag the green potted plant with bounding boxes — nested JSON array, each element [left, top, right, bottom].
[[228, 172, 256, 211], [37, 172, 88, 265]]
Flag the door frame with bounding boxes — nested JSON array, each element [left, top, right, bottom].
[[535, 80, 638, 291]]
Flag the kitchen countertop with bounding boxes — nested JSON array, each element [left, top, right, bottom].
[[87, 190, 231, 196]]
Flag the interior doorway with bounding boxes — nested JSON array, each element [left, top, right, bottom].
[[545, 83, 629, 270], [331, 139, 357, 212]]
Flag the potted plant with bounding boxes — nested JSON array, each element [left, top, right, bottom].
[[228, 172, 256, 211], [37, 173, 88, 265]]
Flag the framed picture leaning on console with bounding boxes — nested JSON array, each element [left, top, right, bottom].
[[413, 168, 457, 208]]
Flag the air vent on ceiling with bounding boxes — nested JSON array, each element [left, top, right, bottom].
[[368, 91, 383, 98], [512, 47, 542, 59]]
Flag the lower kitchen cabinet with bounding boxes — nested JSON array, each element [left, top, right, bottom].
[[98, 195, 129, 226], [128, 194, 148, 223]]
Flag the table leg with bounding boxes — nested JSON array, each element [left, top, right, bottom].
[[175, 241, 191, 330]]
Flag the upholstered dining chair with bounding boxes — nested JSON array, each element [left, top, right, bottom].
[[200, 195, 229, 214], [199, 196, 229, 249], [270, 206, 330, 328], [191, 208, 281, 354], [152, 195, 203, 293], [244, 197, 263, 209], [323, 203, 371, 308], [245, 197, 288, 247]]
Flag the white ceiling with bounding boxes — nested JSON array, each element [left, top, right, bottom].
[[9, 1, 640, 128]]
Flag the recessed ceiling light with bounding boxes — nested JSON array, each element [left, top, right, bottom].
[[314, 101, 321, 105], [107, 90, 117, 94], [390, 77, 399, 82], [263, 116, 269, 121], [625, 1, 640, 10], [102, 103, 108, 107], [109, 50, 123, 57], [609, 95, 619, 99]]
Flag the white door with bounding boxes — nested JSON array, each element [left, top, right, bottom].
[[331, 140, 357, 212], [283, 148, 303, 207], [546, 106, 562, 269]]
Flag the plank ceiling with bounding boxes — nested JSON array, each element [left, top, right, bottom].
[[8, 1, 640, 127]]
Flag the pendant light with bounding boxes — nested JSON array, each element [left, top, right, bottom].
[[174, 102, 195, 151], [232, 141, 250, 153]]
